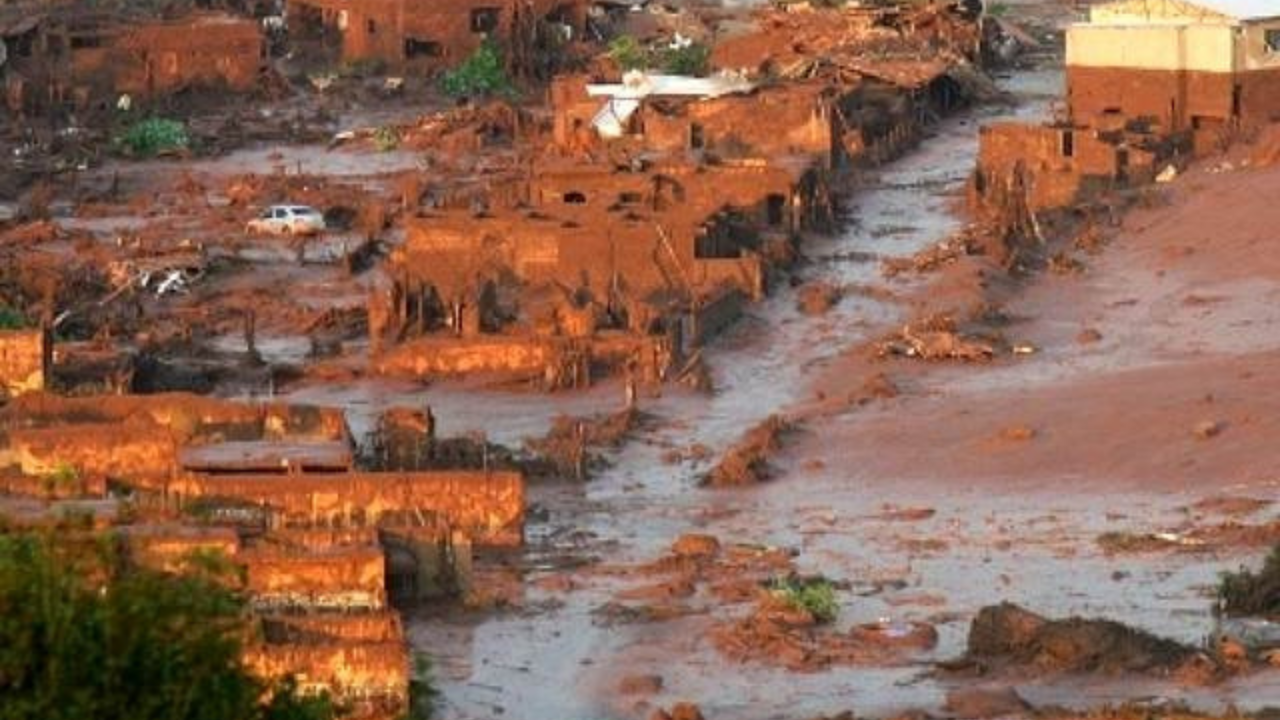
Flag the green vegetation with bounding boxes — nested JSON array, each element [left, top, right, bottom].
[[116, 118, 190, 157], [1218, 544, 1280, 617], [0, 532, 335, 720], [608, 36, 713, 77], [406, 653, 440, 720], [373, 126, 400, 153], [40, 462, 81, 496], [607, 36, 648, 71], [440, 40, 515, 99], [766, 575, 839, 623], [659, 41, 711, 77], [0, 305, 27, 330]]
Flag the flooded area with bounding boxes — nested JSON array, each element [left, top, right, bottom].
[[4, 1, 1279, 718], [391, 69, 1250, 720]]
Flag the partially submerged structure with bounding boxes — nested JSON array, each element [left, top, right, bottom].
[[0, 391, 527, 715], [1067, 0, 1280, 134], [1, 7, 265, 115]]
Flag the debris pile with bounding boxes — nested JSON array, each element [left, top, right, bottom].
[[876, 314, 997, 362], [703, 414, 795, 486], [957, 603, 1220, 681]]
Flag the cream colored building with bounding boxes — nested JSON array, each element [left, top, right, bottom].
[[1066, 0, 1280, 132]]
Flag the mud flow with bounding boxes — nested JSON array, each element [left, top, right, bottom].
[[3, 0, 1280, 719]]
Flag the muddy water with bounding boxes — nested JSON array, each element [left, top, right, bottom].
[[280, 69, 1277, 717], [394, 70, 1221, 720]]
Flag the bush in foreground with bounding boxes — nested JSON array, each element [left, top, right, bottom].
[[0, 531, 334, 720]]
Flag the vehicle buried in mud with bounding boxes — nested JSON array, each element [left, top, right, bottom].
[[246, 205, 328, 237]]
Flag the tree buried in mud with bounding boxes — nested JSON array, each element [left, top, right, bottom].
[[0, 531, 335, 720]]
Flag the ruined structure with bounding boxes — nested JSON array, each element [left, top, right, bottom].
[[285, 0, 587, 74], [0, 328, 49, 397], [1, 8, 265, 115], [0, 390, 527, 716], [1067, 0, 1280, 137]]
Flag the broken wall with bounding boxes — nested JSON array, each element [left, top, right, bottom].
[[0, 328, 48, 397], [170, 470, 525, 546], [244, 642, 409, 705], [287, 0, 582, 71], [242, 546, 388, 611], [111, 15, 264, 96]]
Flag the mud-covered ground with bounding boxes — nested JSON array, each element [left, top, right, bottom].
[[12, 1, 1280, 717], [381, 27, 1280, 720]]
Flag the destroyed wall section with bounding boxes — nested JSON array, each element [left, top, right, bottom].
[[0, 328, 48, 397], [287, 0, 582, 70], [972, 122, 1158, 213], [109, 15, 264, 96], [169, 470, 526, 546]]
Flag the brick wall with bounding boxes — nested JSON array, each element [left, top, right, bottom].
[[172, 470, 526, 547]]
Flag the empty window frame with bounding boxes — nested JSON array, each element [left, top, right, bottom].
[[471, 7, 501, 34]]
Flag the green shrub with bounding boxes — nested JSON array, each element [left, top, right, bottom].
[[0, 531, 335, 720], [659, 41, 711, 77], [1218, 544, 1280, 617], [373, 126, 400, 152], [440, 40, 515, 99], [607, 36, 648, 71], [0, 305, 27, 330], [766, 575, 839, 623], [117, 118, 189, 157], [406, 653, 439, 719]]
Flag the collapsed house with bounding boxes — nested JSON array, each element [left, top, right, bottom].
[[365, 2, 987, 387], [284, 0, 588, 74], [0, 390, 527, 714], [968, 0, 1280, 218], [372, 152, 832, 386], [1, 6, 265, 115], [1066, 0, 1280, 141]]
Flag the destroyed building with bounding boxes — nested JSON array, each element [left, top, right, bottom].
[[0, 389, 530, 716], [1, 7, 265, 115], [284, 0, 588, 74], [0, 328, 49, 398], [1067, 0, 1280, 136]]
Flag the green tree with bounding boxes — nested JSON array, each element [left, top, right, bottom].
[[0, 532, 334, 720], [440, 40, 515, 99]]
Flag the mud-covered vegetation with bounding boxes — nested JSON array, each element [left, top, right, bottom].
[[1218, 544, 1280, 617], [766, 575, 839, 624]]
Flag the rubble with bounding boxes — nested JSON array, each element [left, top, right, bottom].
[[955, 603, 1222, 681], [703, 414, 794, 486], [876, 314, 997, 362]]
